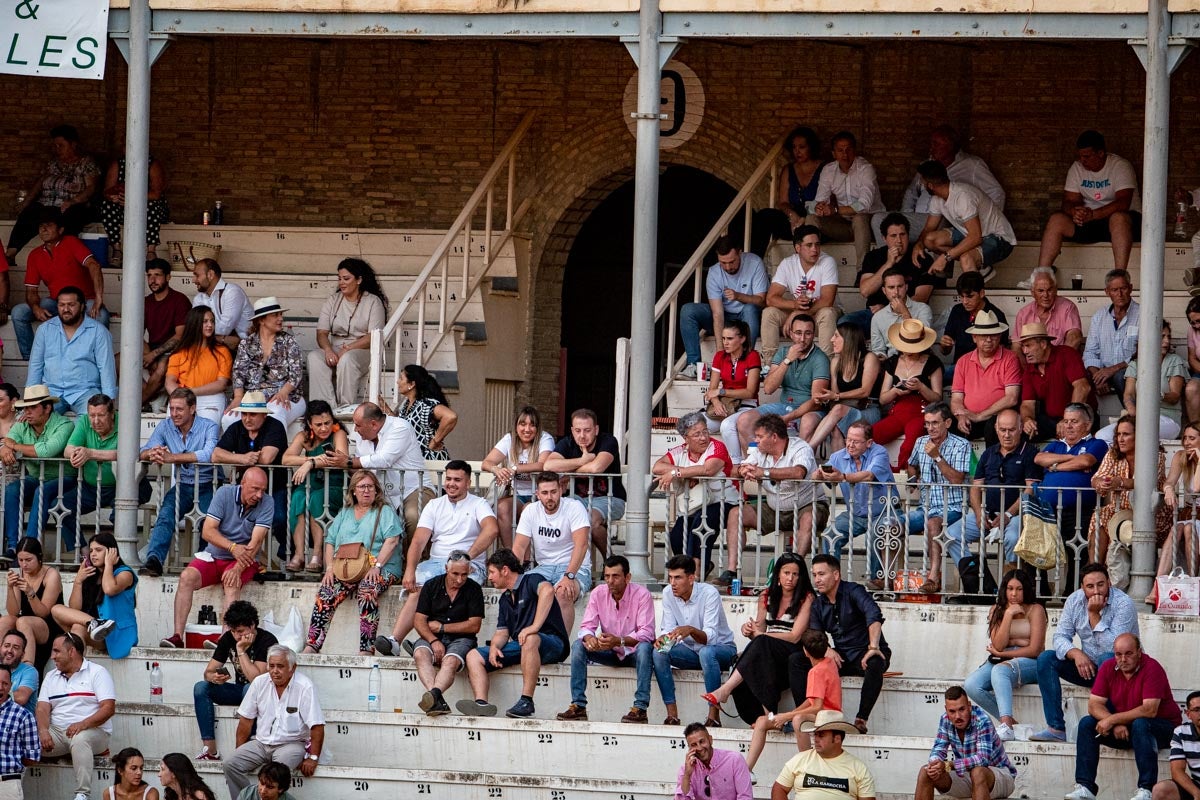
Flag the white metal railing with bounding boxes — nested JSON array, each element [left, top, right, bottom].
[[368, 110, 536, 405], [613, 132, 786, 458]]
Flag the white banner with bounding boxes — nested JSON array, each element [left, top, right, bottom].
[[0, 0, 108, 80]]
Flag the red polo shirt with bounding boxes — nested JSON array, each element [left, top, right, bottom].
[[24, 235, 97, 299], [1092, 654, 1182, 724], [952, 347, 1022, 414], [1022, 344, 1095, 417]]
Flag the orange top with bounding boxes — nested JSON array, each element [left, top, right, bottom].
[[167, 344, 232, 388], [806, 655, 843, 711]]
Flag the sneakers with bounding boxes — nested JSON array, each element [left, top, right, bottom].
[[419, 691, 437, 713], [203, 639, 218, 651], [425, 694, 451, 717], [1030, 727, 1067, 742], [620, 707, 647, 724], [1130, 790, 1152, 800], [195, 746, 221, 761], [713, 569, 736, 586], [375, 635, 400, 656], [750, 771, 758, 786], [402, 639, 416, 657], [139, 556, 163, 577], [88, 618, 116, 643], [159, 634, 184, 648], [506, 697, 536, 718], [455, 699, 497, 717], [995, 722, 1015, 742], [556, 704, 588, 721], [675, 363, 697, 380], [74, 793, 89, 800], [1064, 784, 1097, 800], [979, 263, 996, 284]]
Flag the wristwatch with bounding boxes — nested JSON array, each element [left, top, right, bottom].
[[566, 572, 576, 581], [763, 469, 772, 480], [305, 753, 319, 762]]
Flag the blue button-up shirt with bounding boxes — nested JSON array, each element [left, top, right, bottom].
[[0, 696, 39, 774], [1053, 585, 1139, 662], [1083, 301, 1140, 370], [829, 442, 896, 518], [27, 316, 116, 411], [140, 415, 219, 485]]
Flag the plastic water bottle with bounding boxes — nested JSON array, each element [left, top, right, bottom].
[[368, 664, 381, 712], [213, 200, 224, 226], [150, 663, 163, 703], [1176, 202, 1188, 240]]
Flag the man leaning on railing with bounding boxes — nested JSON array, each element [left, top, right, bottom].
[[1, 385, 74, 562], [819, 420, 896, 588]]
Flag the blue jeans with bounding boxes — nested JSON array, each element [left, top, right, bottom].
[[193, 679, 249, 741], [945, 513, 1021, 565], [1075, 713, 1174, 792], [4, 474, 77, 550], [478, 633, 568, 672], [679, 302, 762, 366], [823, 513, 882, 582], [12, 297, 111, 360], [145, 482, 216, 564], [570, 641, 653, 710], [59, 479, 153, 554], [652, 641, 737, 704], [1035, 648, 1111, 731], [963, 657, 1038, 720]]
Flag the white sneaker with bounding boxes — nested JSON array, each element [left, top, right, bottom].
[[74, 794, 89, 800], [750, 771, 757, 786], [1065, 784, 1097, 800], [996, 722, 1015, 741], [1016, 278, 1033, 290], [675, 364, 697, 380], [1130, 789, 1152, 800]]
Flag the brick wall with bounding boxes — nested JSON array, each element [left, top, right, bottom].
[[2, 36, 1193, 431]]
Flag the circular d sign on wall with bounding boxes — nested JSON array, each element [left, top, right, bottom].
[[622, 59, 705, 150]]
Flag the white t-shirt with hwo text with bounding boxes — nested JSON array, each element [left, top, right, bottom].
[[516, 495, 592, 570]]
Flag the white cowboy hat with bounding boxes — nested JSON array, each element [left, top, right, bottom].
[[799, 710, 860, 735]]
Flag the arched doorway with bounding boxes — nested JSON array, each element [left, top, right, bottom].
[[560, 165, 737, 430]]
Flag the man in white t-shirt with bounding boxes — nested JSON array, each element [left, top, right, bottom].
[[37, 633, 116, 800], [1038, 129, 1142, 271], [513, 472, 593, 630], [377, 460, 499, 656], [812, 131, 885, 269], [912, 160, 1016, 284], [763, 225, 841, 361]]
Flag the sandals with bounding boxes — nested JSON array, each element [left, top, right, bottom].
[[701, 692, 722, 708], [284, 556, 305, 572], [306, 558, 324, 573], [919, 576, 942, 595]]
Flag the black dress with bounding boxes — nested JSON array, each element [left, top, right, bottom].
[[729, 606, 804, 723]]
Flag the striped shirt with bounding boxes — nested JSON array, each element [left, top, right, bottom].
[[1170, 722, 1200, 781], [0, 697, 39, 774], [39, 659, 116, 733]]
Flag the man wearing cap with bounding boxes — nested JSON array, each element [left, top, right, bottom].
[[1019, 322, 1094, 440], [771, 710, 877, 800], [160, 468, 273, 649], [139, 387, 222, 577], [677, 721, 754, 800], [915, 686, 1016, 800], [27, 285, 116, 416], [1, 386, 75, 558], [12, 207, 110, 361], [869, 269, 933, 359], [940, 272, 1009, 379], [950, 310, 1022, 445], [213, 391, 291, 560], [911, 159, 1017, 284], [1083, 268, 1140, 397], [905, 402, 972, 595], [142, 258, 191, 406], [1013, 268, 1084, 352], [192, 258, 253, 352]]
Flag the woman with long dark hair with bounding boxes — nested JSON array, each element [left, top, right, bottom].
[[0, 537, 61, 665], [804, 322, 881, 450], [481, 405, 556, 547], [308, 258, 390, 410], [102, 747, 160, 800], [282, 400, 350, 572], [166, 306, 232, 424], [1088, 414, 1171, 567], [51, 532, 138, 658], [385, 363, 458, 460], [158, 753, 217, 800]]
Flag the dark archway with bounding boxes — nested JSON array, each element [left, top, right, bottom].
[[560, 165, 738, 430]]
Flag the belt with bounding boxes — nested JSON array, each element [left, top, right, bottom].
[[0, 773, 21, 781]]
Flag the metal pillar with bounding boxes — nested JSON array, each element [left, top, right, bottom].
[[622, 0, 664, 586], [114, 0, 152, 565]]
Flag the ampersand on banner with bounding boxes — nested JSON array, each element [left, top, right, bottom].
[[14, 0, 39, 20]]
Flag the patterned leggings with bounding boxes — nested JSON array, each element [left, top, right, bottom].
[[305, 572, 398, 653]]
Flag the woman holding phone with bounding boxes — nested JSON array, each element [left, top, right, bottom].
[[0, 537, 62, 665], [870, 318, 943, 469], [50, 532, 138, 658]]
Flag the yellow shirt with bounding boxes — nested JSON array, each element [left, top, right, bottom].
[[775, 748, 876, 800]]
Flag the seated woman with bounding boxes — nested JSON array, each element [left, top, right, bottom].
[[752, 126, 825, 255], [307, 258, 389, 411], [167, 307, 232, 424], [652, 410, 737, 578], [703, 320, 761, 463], [383, 364, 457, 460], [157, 753, 218, 800], [481, 405, 556, 548], [963, 568, 1048, 741], [50, 532, 138, 658], [1088, 415, 1172, 568], [303, 470, 403, 655], [803, 322, 881, 451], [870, 319, 943, 469], [102, 747, 160, 800], [700, 553, 812, 729], [99, 154, 169, 261], [1149, 422, 1200, 606], [282, 400, 350, 573], [6, 124, 99, 261], [224, 297, 306, 430], [1097, 321, 1187, 444], [0, 537, 62, 664]]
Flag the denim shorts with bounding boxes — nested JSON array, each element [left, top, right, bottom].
[[530, 562, 593, 593], [415, 558, 486, 587], [951, 228, 1014, 266], [478, 632, 567, 671], [579, 495, 625, 522]]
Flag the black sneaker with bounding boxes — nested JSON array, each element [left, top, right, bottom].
[[88, 618, 116, 643], [713, 569, 736, 586], [426, 697, 452, 717], [139, 556, 163, 577], [506, 697, 535, 718], [419, 691, 436, 713], [455, 699, 497, 717], [402, 639, 416, 657], [375, 635, 399, 656]]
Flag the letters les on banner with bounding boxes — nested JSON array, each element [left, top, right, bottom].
[[4, 0, 108, 80]]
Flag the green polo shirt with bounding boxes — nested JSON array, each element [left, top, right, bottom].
[[8, 413, 74, 481], [67, 413, 120, 487], [770, 345, 831, 405]]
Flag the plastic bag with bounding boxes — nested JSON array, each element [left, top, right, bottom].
[[1155, 567, 1200, 616], [260, 606, 305, 652]]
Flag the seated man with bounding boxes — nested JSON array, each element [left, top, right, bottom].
[[28, 286, 116, 415], [139, 388, 222, 577], [411, 550, 485, 717], [1083, 268, 1139, 397], [812, 131, 884, 270], [141, 258, 191, 405], [652, 554, 736, 727], [13, 207, 110, 361], [772, 711, 877, 800], [762, 226, 840, 361], [939, 271, 1009, 380], [844, 213, 940, 333], [513, 471, 592, 631], [678, 722, 754, 800], [945, 410, 1042, 585], [545, 408, 626, 554], [213, 391, 290, 558], [1039, 130, 1141, 272], [950, 310, 1021, 444], [192, 600, 276, 761], [869, 269, 933, 359], [722, 414, 826, 585], [1152, 691, 1200, 800], [819, 420, 898, 589], [1033, 403, 1107, 562], [456, 548, 570, 719], [1, 385, 74, 557], [1066, 633, 1178, 800], [912, 159, 1017, 283], [556, 554, 655, 724], [191, 257, 252, 353], [1031, 562, 1137, 742], [1013, 267, 1084, 352], [905, 402, 972, 595], [0, 630, 40, 710], [1019, 323, 1094, 440], [756, 314, 829, 445], [376, 460, 497, 655], [0, 661, 40, 783], [348, 402, 435, 537], [1184, 296, 1200, 424], [160, 468, 273, 648], [223, 645, 323, 800], [677, 234, 769, 379], [915, 686, 1016, 800], [37, 633, 116, 800]]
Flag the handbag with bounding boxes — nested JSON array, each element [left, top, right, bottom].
[[1015, 492, 1066, 570], [705, 396, 740, 419], [332, 508, 382, 584], [1155, 567, 1200, 616]]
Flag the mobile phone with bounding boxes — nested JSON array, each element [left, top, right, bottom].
[[821, 463, 835, 472], [216, 666, 231, 678]]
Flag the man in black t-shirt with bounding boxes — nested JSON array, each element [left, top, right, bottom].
[[940, 271, 1010, 380], [843, 213, 941, 335], [192, 601, 278, 761], [410, 551, 485, 717], [213, 391, 290, 557], [545, 408, 626, 556]]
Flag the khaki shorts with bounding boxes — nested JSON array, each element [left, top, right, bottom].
[[761, 502, 829, 537], [947, 767, 1014, 799]]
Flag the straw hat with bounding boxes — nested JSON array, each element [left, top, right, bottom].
[[14, 385, 60, 408], [965, 309, 1009, 335], [887, 318, 937, 354], [1108, 508, 1135, 546], [1017, 322, 1054, 343], [251, 296, 287, 320], [234, 391, 270, 414], [799, 710, 860, 735]]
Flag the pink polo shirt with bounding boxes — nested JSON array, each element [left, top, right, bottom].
[[953, 347, 1023, 413], [577, 580, 656, 660], [1014, 297, 1082, 347]]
